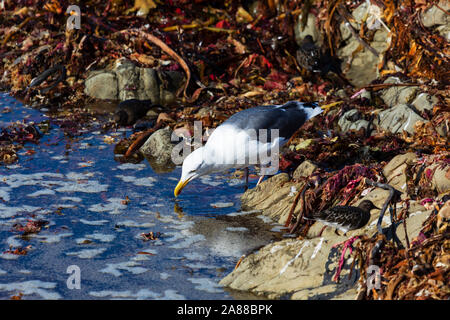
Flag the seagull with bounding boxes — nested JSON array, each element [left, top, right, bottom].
[[174, 101, 323, 197], [305, 200, 379, 236]]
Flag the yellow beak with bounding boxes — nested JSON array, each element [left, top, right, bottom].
[[174, 179, 190, 197]]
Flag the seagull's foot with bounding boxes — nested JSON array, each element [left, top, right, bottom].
[[331, 236, 360, 282]]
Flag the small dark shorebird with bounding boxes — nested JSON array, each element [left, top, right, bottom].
[[306, 200, 379, 236], [296, 35, 321, 73], [114, 99, 156, 126], [296, 35, 345, 80]]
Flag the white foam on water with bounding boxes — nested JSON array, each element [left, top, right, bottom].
[[83, 232, 116, 242], [187, 278, 222, 293], [115, 174, 157, 187], [168, 234, 206, 249], [28, 188, 56, 197], [160, 272, 171, 280], [210, 202, 234, 208], [225, 227, 248, 232], [66, 248, 107, 259], [0, 253, 20, 260], [116, 220, 155, 228], [35, 232, 73, 244], [79, 219, 109, 226], [0, 280, 61, 299], [0, 203, 41, 218], [0, 187, 11, 201], [116, 163, 147, 170], [161, 290, 185, 300], [99, 261, 148, 277], [88, 198, 127, 214]]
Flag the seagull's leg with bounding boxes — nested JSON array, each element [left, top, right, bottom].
[[256, 175, 265, 186], [244, 167, 249, 191]]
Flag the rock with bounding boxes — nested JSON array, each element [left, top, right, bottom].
[[220, 195, 433, 299], [380, 77, 419, 107], [219, 237, 352, 299], [421, 1, 450, 28], [138, 68, 159, 102], [139, 127, 176, 172], [241, 173, 295, 224], [115, 59, 140, 101], [431, 165, 450, 195], [292, 160, 318, 180], [84, 58, 185, 106], [376, 104, 427, 135], [436, 24, 450, 41], [294, 13, 321, 46], [84, 71, 118, 100], [338, 109, 371, 133], [411, 93, 438, 113], [337, 28, 390, 87], [352, 1, 370, 24], [382, 152, 417, 192]]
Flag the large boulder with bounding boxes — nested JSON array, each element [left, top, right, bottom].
[[338, 109, 371, 133], [241, 173, 296, 225], [84, 58, 185, 106], [294, 13, 321, 45], [292, 160, 318, 180], [139, 127, 176, 172], [421, 1, 450, 28], [382, 152, 417, 193], [375, 104, 427, 135], [84, 71, 118, 100], [221, 198, 432, 299]]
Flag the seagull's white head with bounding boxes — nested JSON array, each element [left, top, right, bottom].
[[174, 147, 211, 197]]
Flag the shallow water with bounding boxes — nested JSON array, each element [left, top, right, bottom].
[[0, 93, 286, 300]]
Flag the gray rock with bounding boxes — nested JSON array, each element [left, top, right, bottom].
[[292, 160, 318, 180], [431, 165, 450, 195], [436, 24, 450, 41], [220, 196, 432, 299], [84, 71, 118, 100], [380, 78, 419, 107], [114, 59, 140, 101], [338, 109, 371, 133], [382, 152, 417, 193], [139, 127, 176, 172], [422, 2, 450, 28], [411, 93, 438, 113], [241, 173, 295, 225], [84, 58, 185, 106], [138, 68, 160, 103], [294, 13, 321, 46], [337, 29, 389, 87], [376, 104, 427, 134], [352, 1, 370, 24]]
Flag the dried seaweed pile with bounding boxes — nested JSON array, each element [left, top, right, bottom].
[[354, 201, 449, 300]]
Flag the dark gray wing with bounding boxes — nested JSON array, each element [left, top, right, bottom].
[[222, 101, 318, 140]]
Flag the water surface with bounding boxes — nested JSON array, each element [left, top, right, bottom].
[[0, 93, 285, 299]]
